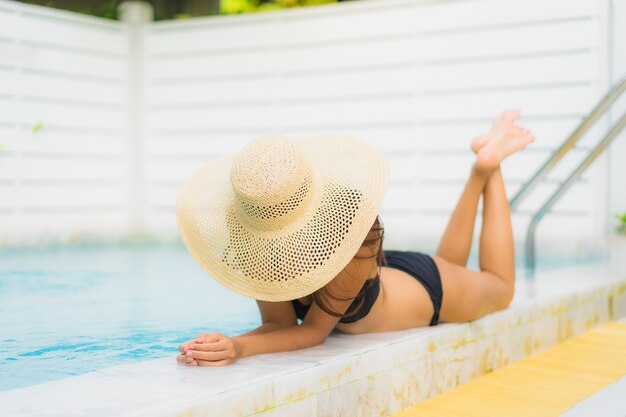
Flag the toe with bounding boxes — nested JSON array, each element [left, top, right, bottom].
[[507, 109, 521, 118], [524, 132, 536, 144], [493, 110, 521, 129]]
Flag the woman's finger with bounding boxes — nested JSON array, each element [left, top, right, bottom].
[[187, 349, 230, 361], [178, 339, 196, 353], [177, 353, 194, 363], [190, 339, 229, 352], [196, 358, 232, 367], [196, 332, 222, 343], [177, 354, 198, 366]]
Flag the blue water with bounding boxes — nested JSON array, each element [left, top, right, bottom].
[[0, 244, 260, 392], [0, 243, 605, 392]]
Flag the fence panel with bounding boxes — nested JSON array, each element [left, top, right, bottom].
[[144, 0, 608, 248], [0, 0, 129, 245]]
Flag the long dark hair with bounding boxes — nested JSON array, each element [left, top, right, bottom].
[[311, 215, 385, 318]]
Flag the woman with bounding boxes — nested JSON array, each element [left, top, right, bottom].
[[175, 110, 535, 367]]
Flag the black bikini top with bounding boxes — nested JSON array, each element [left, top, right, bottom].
[[290, 275, 381, 324]]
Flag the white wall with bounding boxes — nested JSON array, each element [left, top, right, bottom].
[[143, 0, 614, 251], [0, 0, 622, 250], [0, 0, 129, 245]]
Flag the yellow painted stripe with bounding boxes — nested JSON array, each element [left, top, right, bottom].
[[392, 321, 626, 417]]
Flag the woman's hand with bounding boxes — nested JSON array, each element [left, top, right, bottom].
[[176, 332, 241, 367]]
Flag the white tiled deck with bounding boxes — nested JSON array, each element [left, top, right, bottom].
[[1, 264, 625, 417]]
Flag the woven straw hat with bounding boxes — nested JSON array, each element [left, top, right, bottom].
[[176, 134, 389, 302]]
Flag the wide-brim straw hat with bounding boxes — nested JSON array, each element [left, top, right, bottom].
[[176, 134, 389, 302]]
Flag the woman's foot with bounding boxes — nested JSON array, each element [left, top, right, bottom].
[[474, 122, 535, 175], [470, 110, 522, 153]]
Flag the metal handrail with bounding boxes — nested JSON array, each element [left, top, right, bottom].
[[525, 113, 626, 275], [510, 77, 626, 211]]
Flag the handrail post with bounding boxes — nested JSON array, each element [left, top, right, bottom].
[[525, 221, 538, 277], [524, 112, 626, 277], [509, 77, 626, 212]]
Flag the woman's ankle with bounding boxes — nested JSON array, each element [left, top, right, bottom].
[[471, 161, 498, 180]]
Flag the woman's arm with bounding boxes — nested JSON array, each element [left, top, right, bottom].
[[183, 297, 349, 365], [232, 299, 300, 338], [234, 322, 324, 358], [181, 300, 295, 347], [185, 304, 336, 365], [236, 322, 289, 337], [177, 301, 298, 359], [232, 260, 376, 358], [182, 259, 374, 366]]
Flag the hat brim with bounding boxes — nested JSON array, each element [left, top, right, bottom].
[[176, 135, 389, 302]]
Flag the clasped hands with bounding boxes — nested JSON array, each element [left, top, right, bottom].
[[177, 332, 241, 367]]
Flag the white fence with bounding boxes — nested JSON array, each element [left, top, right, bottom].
[[0, 1, 129, 244], [1, 0, 624, 250]]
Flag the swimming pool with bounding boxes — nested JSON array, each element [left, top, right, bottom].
[[0, 244, 262, 392], [0, 243, 605, 392]]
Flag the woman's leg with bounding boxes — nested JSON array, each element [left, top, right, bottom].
[[435, 169, 488, 266], [478, 167, 515, 287], [435, 110, 521, 267], [434, 115, 535, 323]]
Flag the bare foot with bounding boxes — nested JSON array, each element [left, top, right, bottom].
[[474, 123, 535, 174], [492, 109, 521, 131], [470, 110, 522, 153]]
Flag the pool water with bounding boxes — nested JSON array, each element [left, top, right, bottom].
[[0, 244, 260, 392], [0, 243, 605, 392]]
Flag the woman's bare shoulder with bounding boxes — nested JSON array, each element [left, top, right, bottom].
[[256, 299, 298, 326]]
